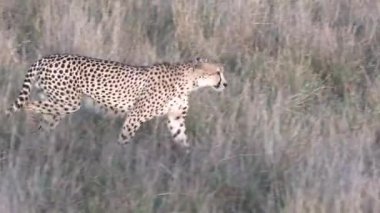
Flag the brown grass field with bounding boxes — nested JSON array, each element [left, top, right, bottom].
[[0, 0, 380, 212]]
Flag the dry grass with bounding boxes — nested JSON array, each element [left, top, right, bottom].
[[0, 0, 380, 212]]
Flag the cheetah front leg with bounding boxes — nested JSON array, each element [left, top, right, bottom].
[[118, 107, 156, 144], [167, 106, 189, 149]]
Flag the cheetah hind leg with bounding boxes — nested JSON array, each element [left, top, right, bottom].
[[25, 111, 61, 133], [39, 114, 62, 131], [25, 111, 44, 134], [25, 100, 80, 133]]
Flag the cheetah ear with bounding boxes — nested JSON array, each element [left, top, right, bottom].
[[192, 57, 208, 69], [195, 57, 208, 63]]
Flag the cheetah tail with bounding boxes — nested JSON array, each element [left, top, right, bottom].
[[5, 62, 40, 116]]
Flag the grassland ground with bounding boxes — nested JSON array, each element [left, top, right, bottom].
[[0, 0, 380, 212]]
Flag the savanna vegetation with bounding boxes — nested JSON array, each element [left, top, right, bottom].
[[0, 0, 380, 212]]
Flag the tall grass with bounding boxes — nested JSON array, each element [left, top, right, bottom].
[[0, 0, 380, 212]]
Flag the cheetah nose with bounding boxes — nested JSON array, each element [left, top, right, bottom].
[[223, 83, 227, 87]]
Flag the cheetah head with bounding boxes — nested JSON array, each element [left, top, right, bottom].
[[192, 57, 227, 92]]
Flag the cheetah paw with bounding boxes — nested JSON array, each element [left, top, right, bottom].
[[117, 135, 131, 145]]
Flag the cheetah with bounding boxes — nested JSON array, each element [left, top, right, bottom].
[[6, 54, 227, 149]]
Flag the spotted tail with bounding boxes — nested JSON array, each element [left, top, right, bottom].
[[5, 61, 40, 116]]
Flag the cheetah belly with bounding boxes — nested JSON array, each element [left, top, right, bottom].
[[81, 76, 145, 114]]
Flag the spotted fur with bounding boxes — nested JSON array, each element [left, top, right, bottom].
[[6, 54, 227, 148]]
